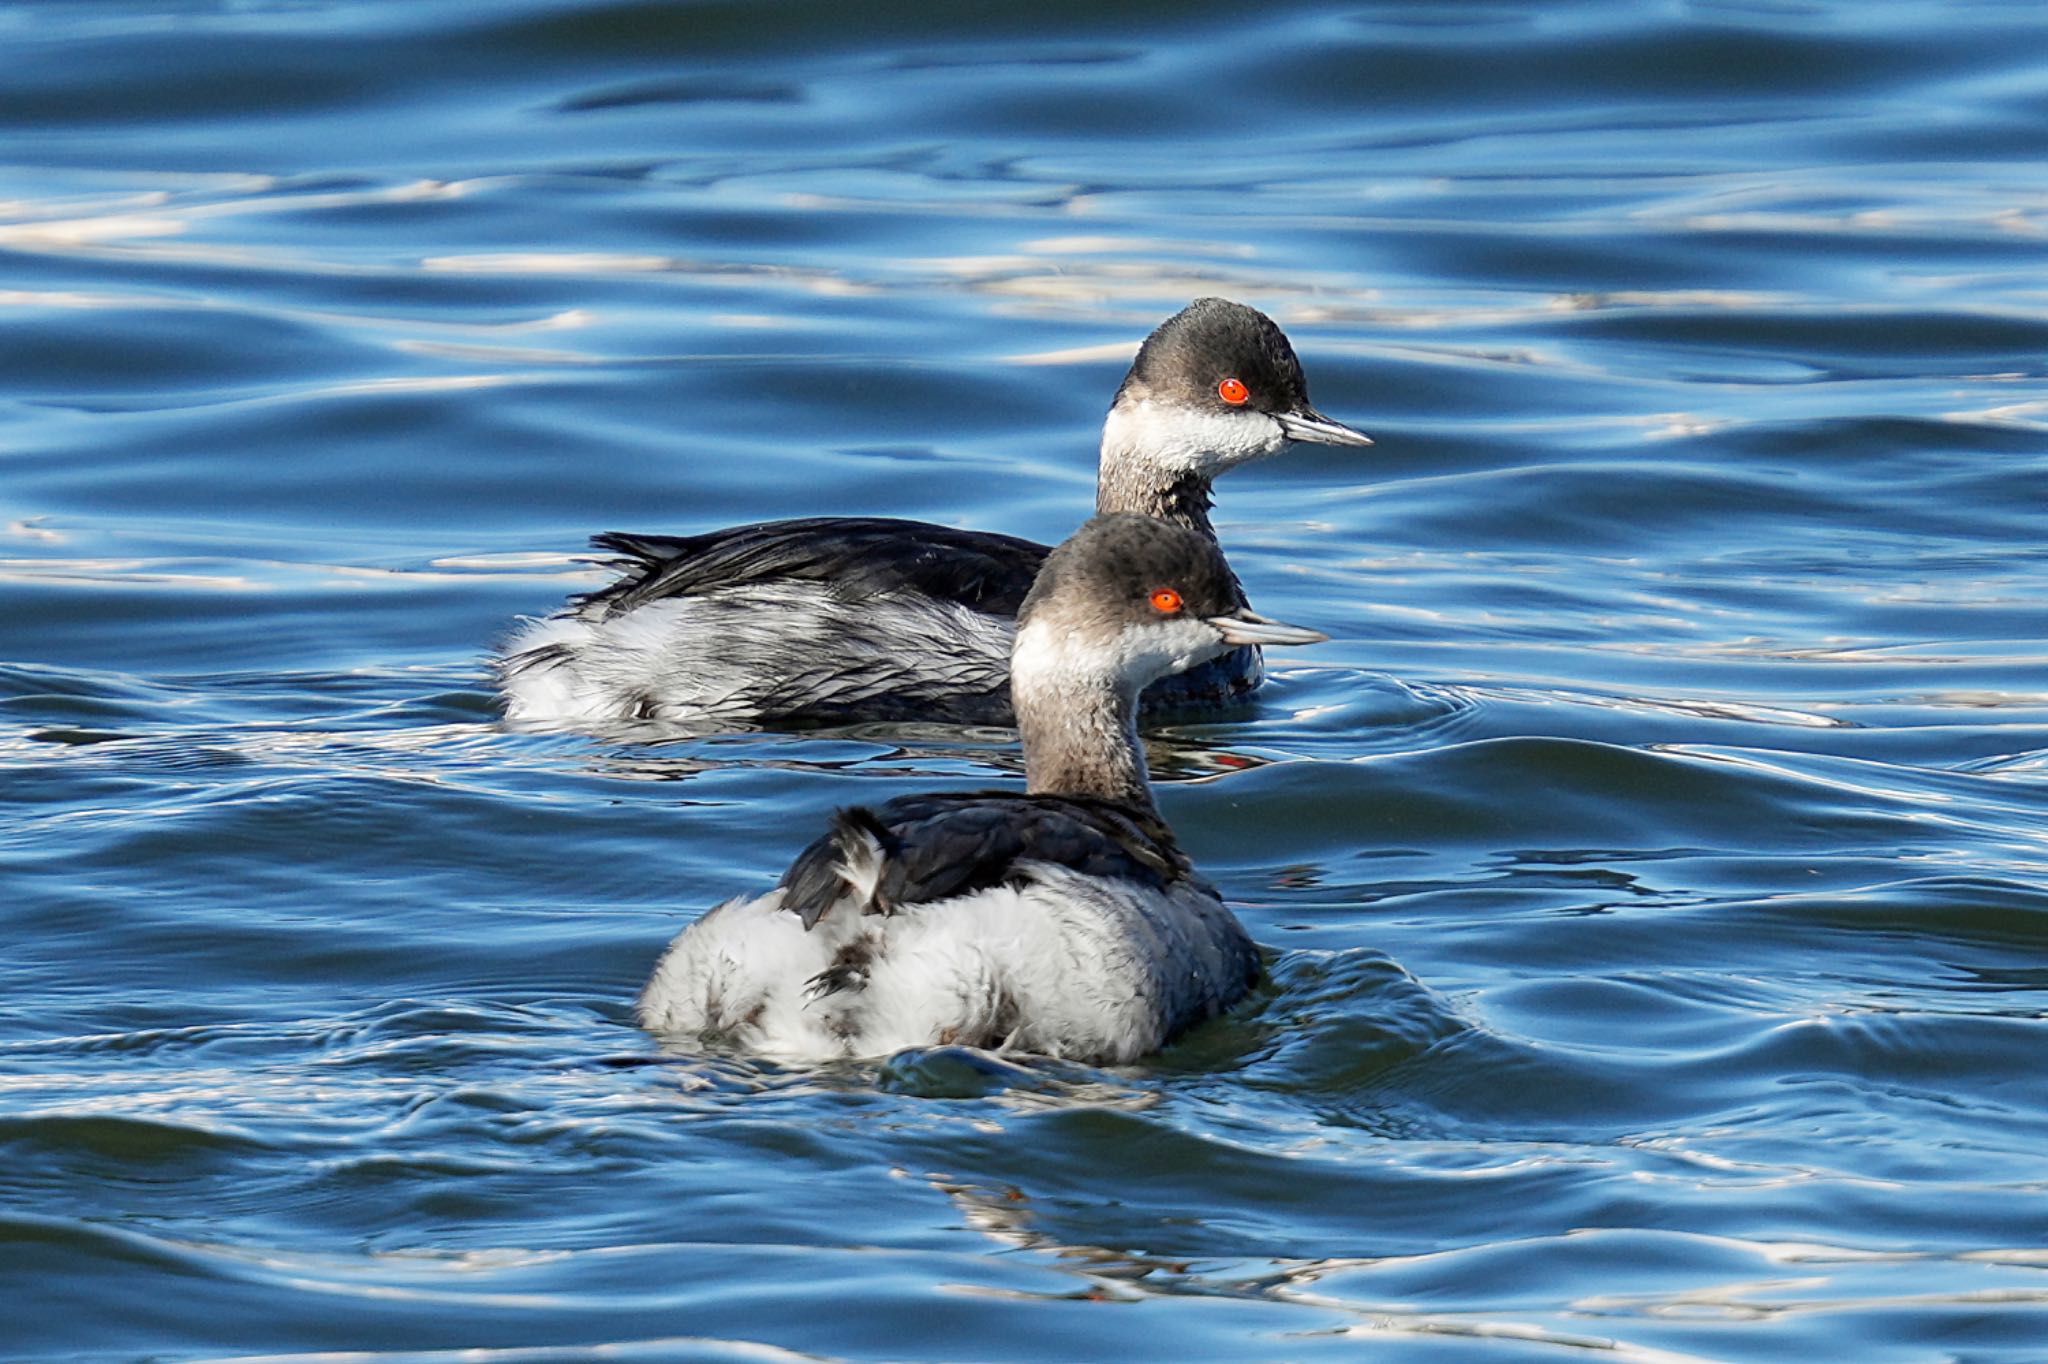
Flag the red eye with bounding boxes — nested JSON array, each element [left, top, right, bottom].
[[1150, 588, 1183, 614], [1217, 377, 1249, 406]]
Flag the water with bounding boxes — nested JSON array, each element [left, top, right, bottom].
[[5, 0, 2048, 1358]]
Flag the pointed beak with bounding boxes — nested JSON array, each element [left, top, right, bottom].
[[1205, 610, 1329, 648], [1276, 406, 1373, 447]]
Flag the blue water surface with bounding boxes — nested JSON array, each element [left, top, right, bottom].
[[5, 1, 2048, 1360]]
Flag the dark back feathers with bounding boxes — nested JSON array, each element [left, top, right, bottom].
[[584, 517, 1050, 619], [778, 791, 1194, 930]]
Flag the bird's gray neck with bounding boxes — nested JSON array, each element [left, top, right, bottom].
[[1096, 463, 1216, 539], [1017, 681, 1152, 809], [1095, 402, 1218, 540], [1011, 627, 1153, 810]]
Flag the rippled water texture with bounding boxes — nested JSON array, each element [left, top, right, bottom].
[[5, 1, 2048, 1360]]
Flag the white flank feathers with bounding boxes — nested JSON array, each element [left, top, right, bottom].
[[637, 866, 1253, 1065], [498, 583, 1013, 726]]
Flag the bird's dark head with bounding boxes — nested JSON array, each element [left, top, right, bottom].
[[1101, 297, 1373, 491], [1014, 514, 1325, 696]]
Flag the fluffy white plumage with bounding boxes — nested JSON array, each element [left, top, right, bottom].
[[498, 583, 1014, 727], [1098, 395, 1290, 481], [636, 864, 1255, 1064], [1010, 612, 1232, 702]]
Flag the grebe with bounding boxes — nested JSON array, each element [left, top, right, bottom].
[[636, 513, 1327, 1062], [499, 298, 1366, 730]]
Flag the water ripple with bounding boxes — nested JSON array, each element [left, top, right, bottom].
[[5, 0, 2048, 1359]]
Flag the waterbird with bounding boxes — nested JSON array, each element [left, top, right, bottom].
[[496, 298, 1368, 730], [636, 513, 1328, 1062]]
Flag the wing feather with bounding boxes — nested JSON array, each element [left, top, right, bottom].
[[777, 792, 1190, 930], [582, 518, 1049, 620]]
